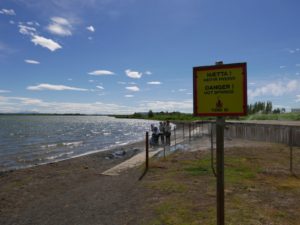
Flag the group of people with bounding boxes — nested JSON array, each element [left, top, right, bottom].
[[150, 120, 172, 146]]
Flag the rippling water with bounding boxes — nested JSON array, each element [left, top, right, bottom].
[[0, 115, 156, 171]]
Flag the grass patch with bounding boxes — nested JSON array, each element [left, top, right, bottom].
[[225, 157, 258, 184], [145, 178, 187, 193], [141, 145, 300, 225], [148, 199, 215, 225]]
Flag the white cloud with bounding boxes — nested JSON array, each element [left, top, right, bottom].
[[25, 59, 40, 64], [178, 89, 187, 92], [139, 100, 193, 113], [96, 85, 104, 89], [147, 81, 161, 85], [0, 96, 137, 114], [27, 83, 88, 91], [118, 81, 126, 85], [17, 23, 61, 52], [0, 90, 11, 93], [9, 20, 15, 24], [18, 25, 37, 35], [125, 95, 134, 98], [88, 36, 93, 40], [125, 69, 142, 79], [248, 80, 299, 99], [287, 48, 300, 54], [0, 95, 194, 114], [279, 65, 286, 69], [47, 17, 72, 36], [88, 80, 95, 83], [86, 25, 95, 32], [145, 71, 152, 75], [51, 17, 70, 26], [47, 24, 72, 36], [88, 70, 114, 76], [126, 86, 140, 92], [0, 9, 16, 16], [68, 78, 73, 81], [31, 35, 62, 51]]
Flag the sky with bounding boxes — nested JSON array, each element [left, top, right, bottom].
[[1, 0, 300, 114]]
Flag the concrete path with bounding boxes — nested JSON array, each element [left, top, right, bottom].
[[101, 128, 201, 176], [101, 148, 163, 176]]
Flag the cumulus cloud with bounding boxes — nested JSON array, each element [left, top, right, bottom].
[[26, 21, 40, 26], [17, 21, 61, 52], [0, 9, 16, 16], [18, 25, 37, 35], [178, 89, 187, 92], [145, 71, 152, 75], [125, 69, 142, 79], [248, 80, 299, 99], [287, 48, 300, 54], [86, 25, 95, 32], [139, 100, 193, 113], [0, 96, 137, 114], [88, 70, 114, 76], [279, 65, 286, 69], [31, 35, 62, 51], [25, 59, 40, 64], [125, 95, 134, 98], [96, 85, 104, 89], [27, 83, 88, 91], [0, 95, 194, 114], [147, 81, 161, 85], [47, 17, 72, 36], [126, 86, 140, 92]]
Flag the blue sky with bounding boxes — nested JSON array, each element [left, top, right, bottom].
[[1, 0, 300, 114]]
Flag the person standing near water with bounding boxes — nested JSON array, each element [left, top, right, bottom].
[[165, 120, 171, 145], [159, 121, 165, 145]]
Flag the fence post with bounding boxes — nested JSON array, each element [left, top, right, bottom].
[[216, 117, 225, 225], [189, 123, 191, 142], [289, 127, 293, 174], [183, 122, 185, 140], [139, 131, 149, 180], [145, 131, 149, 170], [174, 127, 177, 147]]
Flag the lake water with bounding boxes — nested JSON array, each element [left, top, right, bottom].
[[0, 115, 156, 171]]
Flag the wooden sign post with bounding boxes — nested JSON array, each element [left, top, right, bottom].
[[193, 62, 247, 225]]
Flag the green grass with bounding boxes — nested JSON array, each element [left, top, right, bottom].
[[142, 145, 300, 225], [246, 112, 300, 121]]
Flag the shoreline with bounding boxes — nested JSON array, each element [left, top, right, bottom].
[[0, 138, 146, 176], [0, 136, 150, 225]]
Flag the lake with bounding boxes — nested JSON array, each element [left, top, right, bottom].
[[0, 115, 156, 171]]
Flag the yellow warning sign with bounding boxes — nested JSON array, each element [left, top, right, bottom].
[[193, 63, 247, 116]]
